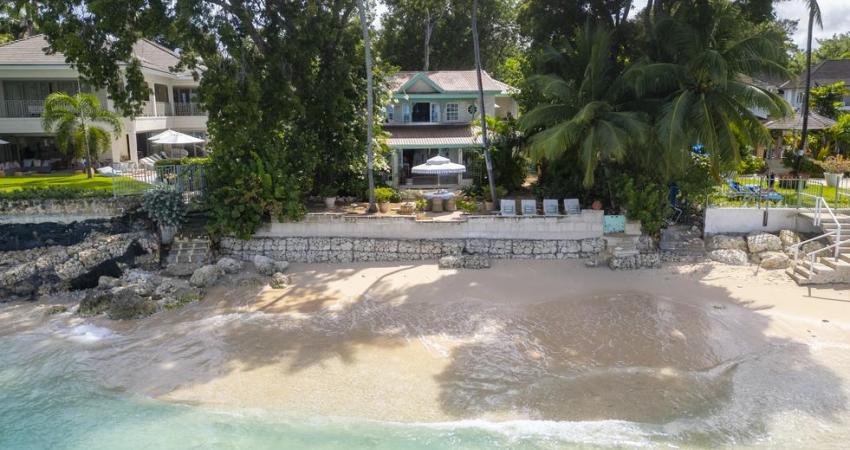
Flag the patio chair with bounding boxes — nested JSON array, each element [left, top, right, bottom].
[[726, 180, 783, 203], [500, 199, 517, 216], [543, 199, 560, 216], [521, 199, 537, 216], [564, 198, 581, 215]]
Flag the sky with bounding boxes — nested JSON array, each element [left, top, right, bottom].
[[628, 0, 850, 49]]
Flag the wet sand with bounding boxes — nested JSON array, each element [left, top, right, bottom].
[[4, 260, 850, 445]]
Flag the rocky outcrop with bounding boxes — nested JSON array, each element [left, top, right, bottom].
[[779, 230, 801, 250], [190, 264, 223, 288], [608, 252, 661, 270], [0, 231, 159, 300], [747, 232, 783, 253], [707, 235, 748, 252], [252, 255, 289, 275], [757, 251, 790, 270], [216, 257, 243, 274], [270, 272, 292, 288], [709, 249, 748, 266], [108, 287, 157, 320]]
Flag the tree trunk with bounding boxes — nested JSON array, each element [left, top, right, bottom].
[[358, 0, 377, 212], [796, 9, 816, 177], [472, 0, 498, 209], [423, 10, 432, 71]]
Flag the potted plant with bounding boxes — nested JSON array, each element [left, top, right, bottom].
[[141, 187, 187, 245], [483, 186, 507, 211], [374, 186, 394, 214], [319, 185, 337, 209], [816, 155, 850, 187]]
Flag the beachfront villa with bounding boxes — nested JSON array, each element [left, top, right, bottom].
[[384, 71, 517, 189], [0, 35, 207, 168], [779, 59, 850, 111]]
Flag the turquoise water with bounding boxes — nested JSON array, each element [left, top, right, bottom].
[[0, 330, 655, 450]]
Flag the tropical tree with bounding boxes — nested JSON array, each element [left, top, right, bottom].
[[472, 0, 498, 205], [357, 0, 377, 212], [520, 25, 650, 186], [41, 92, 122, 178], [798, 0, 822, 174], [629, 1, 791, 175]]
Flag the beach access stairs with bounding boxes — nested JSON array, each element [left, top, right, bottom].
[[788, 194, 850, 285]]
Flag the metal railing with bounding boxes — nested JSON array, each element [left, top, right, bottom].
[[793, 233, 850, 280], [0, 99, 45, 118], [789, 194, 843, 278], [174, 102, 206, 116], [111, 162, 207, 202], [710, 175, 850, 209]]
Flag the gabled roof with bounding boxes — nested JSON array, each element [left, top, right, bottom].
[[780, 59, 850, 89], [388, 70, 514, 94], [764, 110, 837, 130], [0, 34, 188, 76]]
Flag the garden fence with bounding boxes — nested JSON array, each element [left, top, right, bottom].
[[708, 175, 850, 209], [111, 163, 207, 203]]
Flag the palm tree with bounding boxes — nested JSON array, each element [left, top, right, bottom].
[[42, 92, 122, 178], [520, 26, 650, 186], [798, 0, 823, 175], [472, 0, 498, 207], [630, 2, 791, 175], [357, 0, 377, 212]]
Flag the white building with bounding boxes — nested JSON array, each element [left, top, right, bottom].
[[0, 35, 207, 167], [779, 59, 850, 112], [383, 70, 518, 188]]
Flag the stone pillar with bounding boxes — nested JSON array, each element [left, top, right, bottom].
[[457, 148, 464, 185], [391, 148, 400, 187]]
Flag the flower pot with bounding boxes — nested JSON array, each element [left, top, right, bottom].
[[484, 201, 494, 211], [323, 197, 337, 209], [159, 224, 177, 245], [378, 202, 391, 214], [825, 172, 844, 188]]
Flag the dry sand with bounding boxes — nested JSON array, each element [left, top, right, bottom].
[[4, 259, 850, 445]]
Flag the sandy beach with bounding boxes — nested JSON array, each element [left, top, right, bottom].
[[3, 259, 850, 446]]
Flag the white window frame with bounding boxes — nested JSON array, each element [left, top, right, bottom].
[[430, 103, 440, 122], [446, 103, 459, 121], [386, 104, 394, 123], [403, 103, 411, 123]]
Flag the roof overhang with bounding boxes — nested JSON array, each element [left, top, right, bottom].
[[385, 125, 483, 148]]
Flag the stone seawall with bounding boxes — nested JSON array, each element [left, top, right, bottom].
[[0, 197, 141, 224], [220, 236, 606, 263]]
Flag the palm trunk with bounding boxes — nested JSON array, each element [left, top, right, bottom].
[[472, 0, 498, 209], [423, 10, 432, 71], [358, 0, 377, 212], [796, 9, 816, 177], [83, 125, 94, 178]]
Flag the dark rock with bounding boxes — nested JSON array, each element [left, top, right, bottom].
[[270, 272, 291, 288], [108, 287, 156, 320], [189, 264, 223, 287], [79, 290, 112, 317]]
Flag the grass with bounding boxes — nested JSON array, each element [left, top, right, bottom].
[[710, 176, 850, 209], [0, 172, 149, 196]]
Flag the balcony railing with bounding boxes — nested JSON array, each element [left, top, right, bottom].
[[139, 101, 173, 117], [0, 100, 45, 118], [174, 102, 206, 116]]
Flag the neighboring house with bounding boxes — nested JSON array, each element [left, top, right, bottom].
[[384, 70, 518, 188], [0, 35, 206, 167], [779, 59, 850, 111]]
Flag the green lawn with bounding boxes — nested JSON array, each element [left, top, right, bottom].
[[0, 173, 116, 192], [710, 177, 850, 209]]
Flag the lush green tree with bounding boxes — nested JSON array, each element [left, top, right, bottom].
[[41, 92, 122, 178], [520, 25, 650, 186], [37, 0, 386, 237], [0, 0, 40, 41], [791, 32, 850, 74], [809, 81, 850, 119], [630, 0, 791, 175], [377, 0, 521, 73]]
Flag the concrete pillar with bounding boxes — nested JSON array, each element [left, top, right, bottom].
[[391, 148, 400, 187], [457, 148, 463, 185], [167, 84, 175, 116]]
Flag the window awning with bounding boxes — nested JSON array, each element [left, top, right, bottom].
[[385, 125, 482, 148]]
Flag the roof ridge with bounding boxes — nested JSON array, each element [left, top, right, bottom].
[[0, 33, 46, 49]]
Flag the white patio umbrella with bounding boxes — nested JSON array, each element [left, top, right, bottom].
[[411, 155, 466, 189], [149, 130, 205, 157]]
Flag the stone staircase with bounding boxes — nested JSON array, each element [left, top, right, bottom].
[[787, 210, 850, 285], [165, 237, 212, 276]]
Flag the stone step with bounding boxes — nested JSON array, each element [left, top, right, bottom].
[[821, 257, 850, 270], [787, 268, 813, 285], [798, 261, 834, 275]]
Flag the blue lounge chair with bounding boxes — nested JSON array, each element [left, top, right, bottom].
[[726, 180, 783, 203]]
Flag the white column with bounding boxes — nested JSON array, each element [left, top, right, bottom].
[[457, 148, 464, 185], [167, 84, 175, 116], [392, 149, 400, 187]]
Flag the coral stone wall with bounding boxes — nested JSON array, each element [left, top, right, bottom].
[[0, 197, 140, 224]]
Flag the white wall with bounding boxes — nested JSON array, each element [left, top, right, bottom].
[[704, 207, 819, 235], [256, 210, 604, 240]]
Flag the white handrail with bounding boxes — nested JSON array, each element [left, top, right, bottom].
[[799, 193, 842, 260], [799, 234, 850, 279]]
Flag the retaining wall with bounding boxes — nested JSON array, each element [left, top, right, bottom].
[[704, 207, 819, 236], [220, 236, 607, 263], [0, 197, 140, 224], [255, 210, 604, 241]]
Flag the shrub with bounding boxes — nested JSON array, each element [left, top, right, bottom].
[[374, 187, 394, 203], [483, 186, 508, 202], [0, 187, 112, 200], [154, 157, 211, 167], [415, 198, 428, 211], [737, 154, 766, 174], [782, 151, 824, 177], [141, 187, 187, 227], [460, 183, 483, 200], [318, 185, 337, 198], [612, 174, 669, 235], [815, 155, 850, 173], [456, 199, 478, 214]]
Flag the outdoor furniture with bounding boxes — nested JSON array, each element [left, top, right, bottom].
[[411, 155, 466, 188], [543, 199, 560, 215], [423, 190, 454, 212], [500, 199, 516, 216], [726, 180, 784, 203], [564, 198, 581, 215], [521, 199, 537, 216]]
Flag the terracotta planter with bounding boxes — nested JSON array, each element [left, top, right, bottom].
[[323, 197, 336, 209], [378, 202, 391, 214]]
